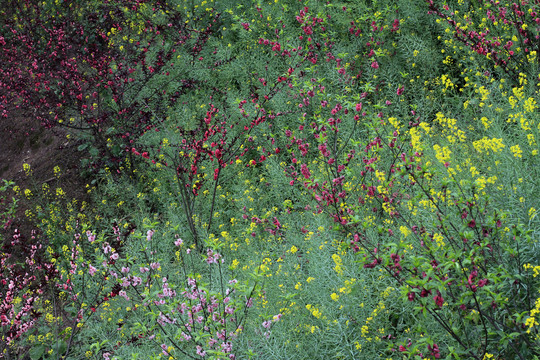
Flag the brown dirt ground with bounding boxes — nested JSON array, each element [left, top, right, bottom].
[[0, 111, 90, 241]]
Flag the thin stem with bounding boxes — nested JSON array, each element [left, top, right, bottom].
[[206, 166, 221, 233]]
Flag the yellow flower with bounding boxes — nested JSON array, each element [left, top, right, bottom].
[[529, 208, 537, 220], [45, 313, 56, 323], [473, 137, 505, 154], [23, 163, 32, 176], [399, 226, 410, 237], [433, 233, 445, 248], [433, 144, 452, 163], [361, 325, 369, 336], [510, 144, 523, 158], [332, 254, 343, 275], [480, 116, 492, 129], [524, 97, 537, 113]]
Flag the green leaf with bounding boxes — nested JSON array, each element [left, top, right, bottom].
[[29, 345, 46, 360], [89, 147, 99, 157], [54, 339, 67, 355]]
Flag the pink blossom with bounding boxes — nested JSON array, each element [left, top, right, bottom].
[[102, 243, 111, 254], [86, 231, 96, 243], [196, 345, 207, 357], [88, 265, 97, 276], [131, 276, 142, 286], [161, 344, 170, 355], [119, 290, 129, 300], [221, 342, 232, 353]]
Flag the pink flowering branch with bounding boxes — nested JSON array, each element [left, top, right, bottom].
[[0, 229, 58, 359]]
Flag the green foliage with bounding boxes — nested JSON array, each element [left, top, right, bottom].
[[0, 180, 18, 231], [2, 0, 540, 359]]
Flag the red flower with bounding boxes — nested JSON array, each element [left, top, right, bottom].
[[478, 278, 488, 287], [428, 343, 441, 359], [420, 288, 431, 297], [301, 164, 311, 179], [433, 292, 444, 308]]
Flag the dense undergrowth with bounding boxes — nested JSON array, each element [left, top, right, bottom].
[[1, 0, 539, 359]]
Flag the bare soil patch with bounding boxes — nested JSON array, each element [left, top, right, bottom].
[[0, 111, 89, 239]]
